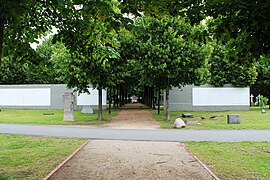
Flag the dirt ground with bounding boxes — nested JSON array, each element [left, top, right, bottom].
[[48, 104, 216, 180], [99, 103, 161, 129], [49, 140, 215, 180]]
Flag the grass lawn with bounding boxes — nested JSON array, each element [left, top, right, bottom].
[[153, 106, 270, 129], [0, 134, 86, 180], [186, 142, 270, 180], [0, 109, 118, 125]]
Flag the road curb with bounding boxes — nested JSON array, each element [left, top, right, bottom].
[[182, 143, 220, 180], [43, 139, 90, 180]]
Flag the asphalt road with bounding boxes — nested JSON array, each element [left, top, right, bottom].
[[1, 124, 270, 142]]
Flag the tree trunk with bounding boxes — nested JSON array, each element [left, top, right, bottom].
[[113, 87, 116, 108], [119, 85, 122, 107], [125, 88, 128, 104], [116, 85, 119, 108], [152, 89, 155, 109], [122, 87, 125, 106], [109, 85, 112, 115], [0, 14, 5, 63], [148, 87, 151, 107], [165, 87, 170, 120], [158, 88, 161, 114], [98, 88, 102, 120]]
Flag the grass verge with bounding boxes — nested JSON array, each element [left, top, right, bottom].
[[153, 106, 270, 129], [0, 109, 118, 125], [186, 142, 270, 180], [0, 134, 86, 180]]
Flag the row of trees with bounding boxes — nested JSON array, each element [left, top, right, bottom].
[[1, 1, 270, 119]]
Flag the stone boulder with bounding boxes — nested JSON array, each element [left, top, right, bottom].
[[174, 118, 186, 128]]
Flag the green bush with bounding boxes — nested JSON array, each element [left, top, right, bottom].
[[260, 95, 269, 107]]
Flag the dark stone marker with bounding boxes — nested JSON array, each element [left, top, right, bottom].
[[227, 114, 240, 124], [182, 113, 194, 118]]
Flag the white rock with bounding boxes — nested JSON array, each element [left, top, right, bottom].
[[174, 118, 186, 128]]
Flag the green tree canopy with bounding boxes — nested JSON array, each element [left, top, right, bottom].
[[251, 56, 270, 107], [132, 16, 209, 119], [209, 44, 257, 87]]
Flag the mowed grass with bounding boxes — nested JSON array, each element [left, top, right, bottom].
[[153, 106, 270, 129], [186, 142, 270, 180], [0, 134, 86, 180], [0, 109, 118, 125]]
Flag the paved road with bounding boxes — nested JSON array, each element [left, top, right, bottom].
[[1, 124, 270, 142]]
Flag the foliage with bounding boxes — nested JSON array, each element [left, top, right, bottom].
[[0, 0, 66, 62], [134, 16, 208, 90], [54, 1, 125, 120], [121, 1, 270, 65], [0, 37, 68, 84], [205, 1, 270, 63], [0, 134, 85, 179], [251, 56, 270, 106], [0, 56, 28, 84], [209, 43, 257, 87], [131, 16, 208, 119], [187, 142, 270, 179], [35, 37, 69, 84], [259, 96, 269, 107]]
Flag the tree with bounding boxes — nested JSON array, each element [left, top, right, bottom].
[[133, 16, 208, 120], [121, 0, 270, 64], [0, 0, 66, 62], [58, 16, 121, 120], [0, 37, 68, 84], [209, 43, 257, 87], [210, 1, 270, 61], [35, 37, 69, 84]]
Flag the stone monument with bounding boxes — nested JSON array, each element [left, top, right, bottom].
[[250, 94, 254, 106], [63, 92, 75, 121], [227, 114, 240, 124], [81, 105, 94, 114]]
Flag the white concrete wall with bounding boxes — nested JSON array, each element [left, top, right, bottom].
[[192, 87, 250, 106], [77, 88, 107, 106], [0, 88, 51, 106], [0, 85, 107, 109], [167, 85, 250, 111]]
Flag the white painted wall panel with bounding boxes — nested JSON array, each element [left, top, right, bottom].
[[77, 88, 107, 105], [193, 87, 249, 106], [0, 88, 51, 106]]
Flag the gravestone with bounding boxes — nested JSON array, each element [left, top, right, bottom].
[[81, 105, 94, 114], [250, 94, 254, 105], [63, 92, 75, 121], [174, 118, 186, 128], [227, 114, 240, 124]]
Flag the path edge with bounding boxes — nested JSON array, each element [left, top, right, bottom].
[[43, 139, 90, 180], [181, 143, 221, 180]]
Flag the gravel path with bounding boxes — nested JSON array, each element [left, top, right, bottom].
[[49, 140, 215, 180], [99, 103, 160, 129], [47, 104, 217, 179]]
